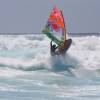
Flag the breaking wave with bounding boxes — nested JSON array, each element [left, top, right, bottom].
[[0, 34, 100, 100], [0, 35, 99, 76]]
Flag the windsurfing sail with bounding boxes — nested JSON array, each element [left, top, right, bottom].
[[42, 6, 67, 46]]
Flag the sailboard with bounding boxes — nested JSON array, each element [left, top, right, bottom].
[[42, 6, 72, 54]]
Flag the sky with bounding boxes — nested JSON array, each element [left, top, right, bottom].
[[0, 0, 100, 33]]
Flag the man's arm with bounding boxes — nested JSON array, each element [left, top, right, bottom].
[[50, 41, 52, 46]]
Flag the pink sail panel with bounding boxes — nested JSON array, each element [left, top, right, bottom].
[[47, 6, 65, 32]]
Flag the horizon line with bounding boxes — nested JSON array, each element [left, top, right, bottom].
[[0, 33, 99, 36]]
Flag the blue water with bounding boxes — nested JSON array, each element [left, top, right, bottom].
[[0, 35, 100, 100]]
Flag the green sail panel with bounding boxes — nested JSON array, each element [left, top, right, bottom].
[[42, 6, 66, 45], [42, 28, 61, 45]]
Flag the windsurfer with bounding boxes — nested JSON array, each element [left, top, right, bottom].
[[50, 41, 59, 56], [43, 6, 72, 56], [50, 39, 72, 56], [50, 40, 66, 56]]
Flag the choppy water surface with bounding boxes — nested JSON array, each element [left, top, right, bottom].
[[0, 34, 100, 100]]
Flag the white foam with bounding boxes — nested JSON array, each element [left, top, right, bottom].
[[69, 36, 100, 70], [0, 68, 26, 77], [0, 35, 99, 72]]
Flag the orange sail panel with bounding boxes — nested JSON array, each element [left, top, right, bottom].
[[48, 6, 65, 31], [42, 6, 66, 45]]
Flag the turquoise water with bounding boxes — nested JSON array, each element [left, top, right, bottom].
[[0, 35, 100, 100]]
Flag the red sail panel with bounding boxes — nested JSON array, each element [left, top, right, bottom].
[[48, 6, 65, 30]]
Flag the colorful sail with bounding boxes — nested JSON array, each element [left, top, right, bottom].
[[42, 6, 66, 45], [48, 6, 64, 30]]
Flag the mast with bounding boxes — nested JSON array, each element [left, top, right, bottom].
[[60, 10, 67, 41]]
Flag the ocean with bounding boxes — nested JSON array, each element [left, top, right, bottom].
[[0, 34, 100, 100]]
